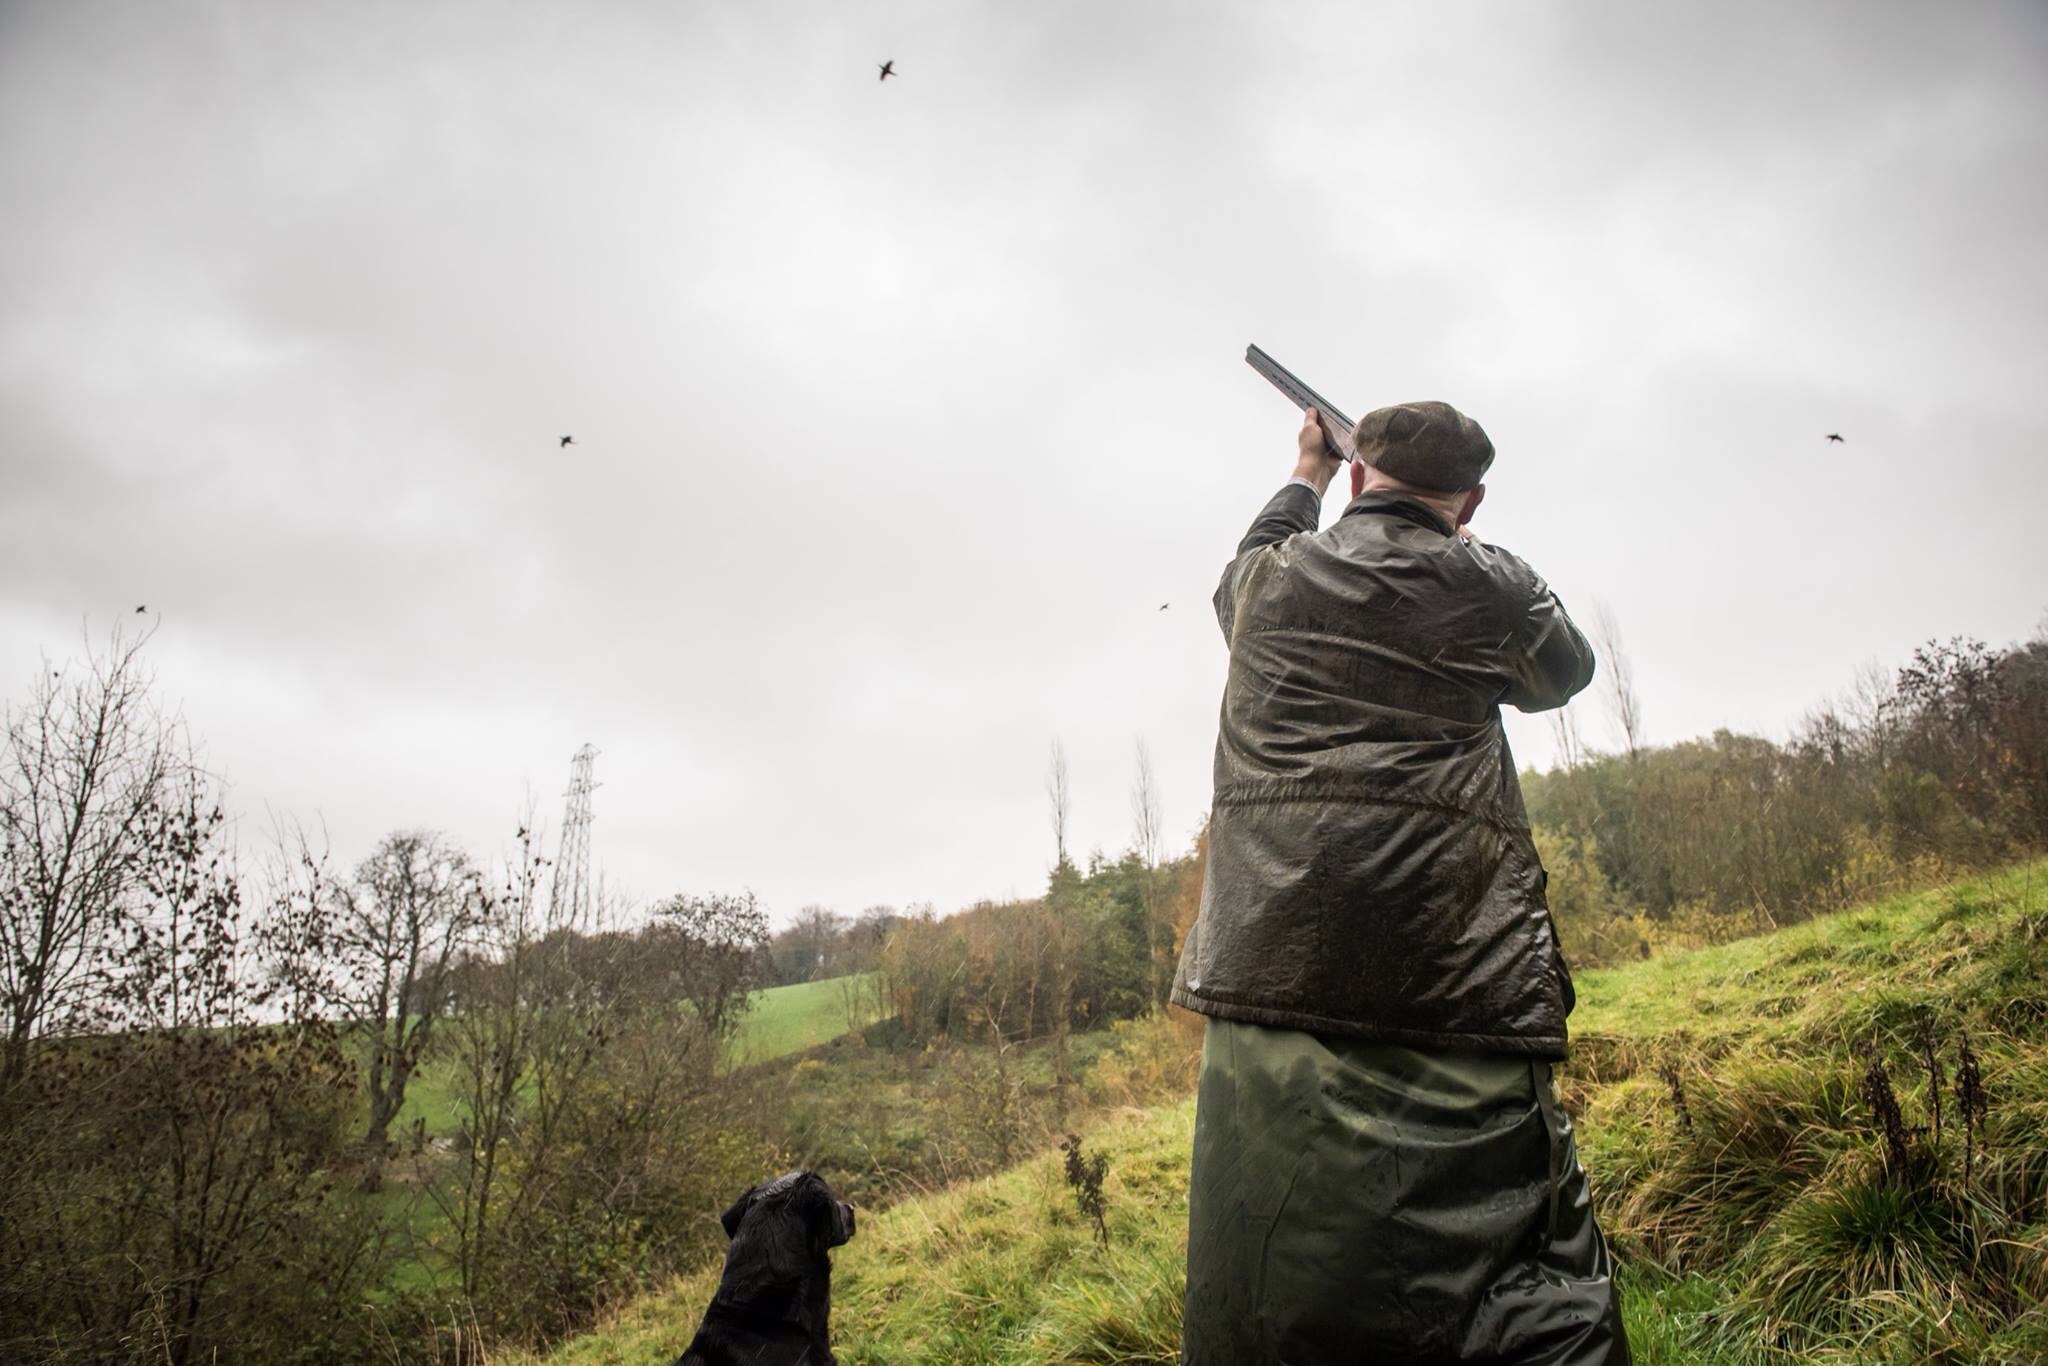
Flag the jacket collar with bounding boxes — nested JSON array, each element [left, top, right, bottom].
[[1337, 489, 1456, 537]]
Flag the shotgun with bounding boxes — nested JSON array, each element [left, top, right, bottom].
[[1245, 343, 1357, 464]]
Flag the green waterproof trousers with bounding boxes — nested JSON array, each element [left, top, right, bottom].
[[1182, 1020, 1630, 1365]]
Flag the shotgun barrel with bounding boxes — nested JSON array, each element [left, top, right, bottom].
[[1245, 343, 1357, 464]]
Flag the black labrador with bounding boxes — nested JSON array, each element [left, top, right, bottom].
[[676, 1170, 856, 1366]]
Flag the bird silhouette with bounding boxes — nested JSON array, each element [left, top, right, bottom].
[[878, 60, 896, 81], [560, 435, 575, 448], [1158, 603, 1170, 612], [134, 605, 146, 614], [1826, 433, 1844, 443]]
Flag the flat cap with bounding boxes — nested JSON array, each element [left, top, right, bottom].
[[1351, 400, 1494, 493]]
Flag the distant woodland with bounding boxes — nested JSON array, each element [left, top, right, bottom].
[[1527, 628, 2048, 967]]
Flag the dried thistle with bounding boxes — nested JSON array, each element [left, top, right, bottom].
[[1657, 1062, 1692, 1134], [1913, 1006, 1943, 1144], [1956, 1029, 1988, 1184], [1857, 1041, 1914, 1180], [1060, 1132, 1110, 1247]]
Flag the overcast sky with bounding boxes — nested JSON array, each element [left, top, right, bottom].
[[4, 0, 2044, 924]]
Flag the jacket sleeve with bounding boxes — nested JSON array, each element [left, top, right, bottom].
[[1214, 482, 1321, 637], [1503, 578, 1597, 713]]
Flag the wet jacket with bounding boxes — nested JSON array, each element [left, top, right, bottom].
[[1169, 483, 1595, 1058]]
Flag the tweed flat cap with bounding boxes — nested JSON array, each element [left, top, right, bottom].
[[1351, 400, 1494, 493]]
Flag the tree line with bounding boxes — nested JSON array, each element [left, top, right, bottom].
[[1528, 625, 2048, 966], [853, 621, 2048, 1073]]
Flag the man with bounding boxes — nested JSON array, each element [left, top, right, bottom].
[[1172, 401, 1629, 1364]]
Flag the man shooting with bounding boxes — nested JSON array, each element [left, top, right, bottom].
[[1173, 398, 1631, 1363]]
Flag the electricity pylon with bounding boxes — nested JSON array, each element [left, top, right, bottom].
[[550, 744, 599, 929]]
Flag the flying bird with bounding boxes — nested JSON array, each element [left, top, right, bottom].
[[1825, 433, 1844, 443], [134, 605, 146, 614], [878, 60, 896, 81], [1158, 603, 1170, 612], [560, 435, 575, 448]]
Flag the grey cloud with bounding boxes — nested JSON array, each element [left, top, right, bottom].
[[3, 0, 2043, 918]]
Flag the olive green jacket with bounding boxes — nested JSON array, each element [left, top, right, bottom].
[[1169, 483, 1595, 1057]]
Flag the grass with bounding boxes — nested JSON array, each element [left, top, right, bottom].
[[730, 974, 883, 1066], [529, 1099, 1200, 1366], [391, 1051, 473, 1138], [1570, 865, 2045, 1048], [757, 1021, 1147, 1211], [1565, 860, 2048, 1362], [529, 860, 2048, 1365]]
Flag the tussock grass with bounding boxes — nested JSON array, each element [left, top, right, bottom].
[[1574, 860, 2048, 1361], [536, 861, 2048, 1364]]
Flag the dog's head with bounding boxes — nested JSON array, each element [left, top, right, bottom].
[[721, 1170, 857, 1249], [711, 1171, 855, 1309]]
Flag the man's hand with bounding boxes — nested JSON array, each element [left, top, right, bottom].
[[1293, 407, 1344, 496]]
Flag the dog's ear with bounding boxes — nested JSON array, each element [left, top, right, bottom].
[[793, 1172, 855, 1250], [719, 1183, 759, 1240], [716, 1187, 810, 1310]]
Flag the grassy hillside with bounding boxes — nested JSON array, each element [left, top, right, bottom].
[[730, 974, 883, 1065], [535, 863, 2048, 1365]]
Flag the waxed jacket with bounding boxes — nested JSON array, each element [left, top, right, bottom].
[[1170, 483, 1596, 1057]]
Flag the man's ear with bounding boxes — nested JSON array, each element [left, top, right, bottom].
[[719, 1184, 759, 1240], [1349, 457, 1367, 499], [1457, 483, 1486, 527]]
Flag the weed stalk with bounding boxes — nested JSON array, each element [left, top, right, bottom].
[[1060, 1132, 1110, 1248], [1955, 1029, 1988, 1185], [1857, 1039, 1914, 1181]]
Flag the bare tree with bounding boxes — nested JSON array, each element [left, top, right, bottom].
[[1044, 741, 1076, 1112], [432, 817, 559, 1305], [1046, 739, 1071, 866], [960, 992, 1022, 1167], [1131, 740, 1165, 1009], [788, 904, 846, 981], [2, 775, 361, 1366], [1549, 704, 1588, 771], [648, 890, 772, 1038], [429, 838, 771, 1336], [329, 829, 489, 1187], [1593, 605, 1646, 759], [0, 627, 186, 1088], [843, 903, 899, 971]]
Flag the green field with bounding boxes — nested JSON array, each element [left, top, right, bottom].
[[379, 974, 881, 1144], [389, 1051, 471, 1138], [532, 862, 2048, 1365], [731, 974, 883, 1065]]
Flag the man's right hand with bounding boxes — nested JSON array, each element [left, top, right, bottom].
[[1293, 408, 1344, 495]]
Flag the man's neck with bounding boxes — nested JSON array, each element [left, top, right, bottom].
[[1354, 476, 1468, 529]]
